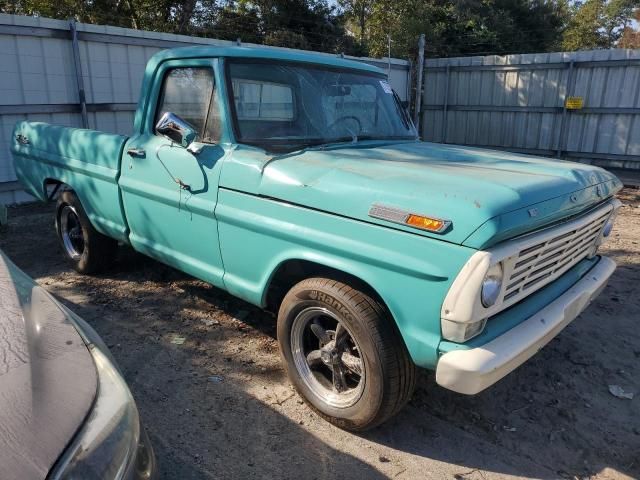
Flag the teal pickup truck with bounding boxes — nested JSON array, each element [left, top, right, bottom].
[[11, 46, 622, 430]]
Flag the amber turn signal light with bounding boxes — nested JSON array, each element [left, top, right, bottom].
[[405, 214, 447, 232]]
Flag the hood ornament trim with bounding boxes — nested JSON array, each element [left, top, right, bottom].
[[368, 204, 451, 233]]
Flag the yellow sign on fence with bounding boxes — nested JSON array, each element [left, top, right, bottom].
[[565, 96, 584, 110]]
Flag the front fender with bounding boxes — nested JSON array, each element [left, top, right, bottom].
[[216, 188, 475, 369]]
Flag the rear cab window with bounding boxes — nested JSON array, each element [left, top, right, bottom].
[[233, 79, 295, 121]]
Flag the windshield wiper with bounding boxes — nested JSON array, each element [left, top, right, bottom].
[[247, 134, 417, 157], [250, 137, 353, 154], [265, 136, 412, 158], [258, 135, 417, 173]]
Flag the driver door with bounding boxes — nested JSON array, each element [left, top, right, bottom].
[[119, 60, 226, 287]]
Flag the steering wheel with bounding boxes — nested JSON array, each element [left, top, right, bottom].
[[327, 115, 362, 136]]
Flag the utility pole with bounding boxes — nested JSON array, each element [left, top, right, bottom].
[[413, 34, 425, 131]]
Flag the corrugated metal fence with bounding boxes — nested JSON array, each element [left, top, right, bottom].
[[0, 13, 410, 204], [421, 49, 640, 170]]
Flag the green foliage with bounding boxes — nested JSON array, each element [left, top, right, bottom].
[[364, 0, 570, 58], [255, 0, 348, 52], [208, 1, 263, 43], [619, 9, 640, 47], [562, 0, 639, 50], [339, 0, 373, 44], [0, 0, 637, 57]]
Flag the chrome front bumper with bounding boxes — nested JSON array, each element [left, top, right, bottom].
[[436, 256, 616, 395]]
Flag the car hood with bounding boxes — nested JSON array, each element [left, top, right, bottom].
[[0, 253, 97, 480], [251, 141, 622, 247]]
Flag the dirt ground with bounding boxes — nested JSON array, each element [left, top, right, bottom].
[[1, 189, 639, 480]]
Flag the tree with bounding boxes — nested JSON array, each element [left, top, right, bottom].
[[190, 0, 354, 53], [618, 9, 640, 47], [255, 0, 349, 52], [264, 29, 310, 49], [362, 0, 569, 58], [562, 0, 638, 50], [207, 1, 263, 43], [1, 0, 636, 58], [339, 0, 373, 45]]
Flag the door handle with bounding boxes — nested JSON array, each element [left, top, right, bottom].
[[127, 147, 146, 157]]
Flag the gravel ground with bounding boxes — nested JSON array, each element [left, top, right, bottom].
[[1, 189, 639, 480]]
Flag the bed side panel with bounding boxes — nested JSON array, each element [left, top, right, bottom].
[[10, 121, 129, 242]]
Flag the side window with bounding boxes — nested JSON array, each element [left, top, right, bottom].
[[232, 79, 294, 121], [155, 67, 221, 142]]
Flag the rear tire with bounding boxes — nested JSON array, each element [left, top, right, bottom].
[[277, 277, 416, 431], [55, 190, 117, 274]]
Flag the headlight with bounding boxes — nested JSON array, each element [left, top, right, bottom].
[[48, 345, 154, 480], [481, 262, 503, 308]]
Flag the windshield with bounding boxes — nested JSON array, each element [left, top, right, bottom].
[[226, 60, 416, 152]]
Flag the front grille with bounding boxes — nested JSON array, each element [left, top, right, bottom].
[[501, 206, 611, 305]]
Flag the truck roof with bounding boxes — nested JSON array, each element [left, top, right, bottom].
[[147, 45, 385, 75]]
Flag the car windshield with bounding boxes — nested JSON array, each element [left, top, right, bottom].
[[227, 60, 417, 152]]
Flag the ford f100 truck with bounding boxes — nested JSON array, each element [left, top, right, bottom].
[[11, 46, 622, 431]]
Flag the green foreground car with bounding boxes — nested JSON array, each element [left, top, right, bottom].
[[10, 46, 621, 430]]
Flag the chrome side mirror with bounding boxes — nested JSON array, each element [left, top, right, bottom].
[[155, 112, 198, 148]]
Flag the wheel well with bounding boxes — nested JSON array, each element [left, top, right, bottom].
[[265, 259, 388, 315], [44, 178, 66, 199]]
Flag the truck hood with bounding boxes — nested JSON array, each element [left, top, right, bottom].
[[255, 141, 622, 248], [0, 253, 97, 480]]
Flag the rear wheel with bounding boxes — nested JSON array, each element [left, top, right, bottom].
[[278, 277, 416, 431], [55, 190, 117, 274]]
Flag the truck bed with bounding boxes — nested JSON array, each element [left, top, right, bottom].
[[10, 122, 129, 242]]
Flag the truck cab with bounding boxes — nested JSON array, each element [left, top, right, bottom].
[[11, 46, 622, 430]]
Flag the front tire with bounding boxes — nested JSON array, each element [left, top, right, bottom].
[[277, 277, 416, 431], [55, 190, 117, 274]]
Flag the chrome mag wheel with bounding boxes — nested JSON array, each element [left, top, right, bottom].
[[60, 205, 85, 260], [290, 306, 365, 408]]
